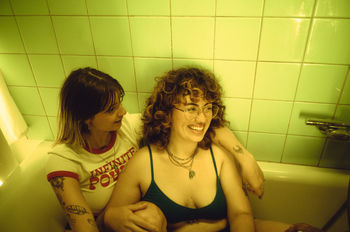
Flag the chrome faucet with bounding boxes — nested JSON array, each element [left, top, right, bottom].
[[306, 118, 350, 141]]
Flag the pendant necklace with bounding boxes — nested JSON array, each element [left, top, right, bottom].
[[166, 146, 198, 179]]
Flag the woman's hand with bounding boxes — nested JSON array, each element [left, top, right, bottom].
[[134, 202, 167, 232], [104, 202, 161, 232]]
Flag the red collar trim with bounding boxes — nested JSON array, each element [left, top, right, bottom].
[[84, 132, 116, 154]]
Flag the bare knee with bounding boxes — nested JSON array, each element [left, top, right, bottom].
[[255, 219, 291, 232]]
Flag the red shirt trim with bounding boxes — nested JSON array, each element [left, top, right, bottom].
[[47, 171, 79, 181], [84, 131, 117, 154]]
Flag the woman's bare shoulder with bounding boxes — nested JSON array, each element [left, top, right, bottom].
[[210, 143, 239, 174], [124, 146, 150, 171], [210, 143, 232, 161]]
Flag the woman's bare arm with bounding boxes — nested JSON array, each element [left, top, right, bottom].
[[212, 126, 264, 197], [49, 176, 98, 232], [102, 148, 163, 232], [215, 145, 255, 232]]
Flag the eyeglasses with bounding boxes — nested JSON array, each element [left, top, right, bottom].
[[174, 104, 219, 121]]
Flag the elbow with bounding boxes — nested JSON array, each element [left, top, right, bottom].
[[229, 211, 255, 229]]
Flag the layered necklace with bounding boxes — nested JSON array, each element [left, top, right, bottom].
[[166, 146, 198, 179]]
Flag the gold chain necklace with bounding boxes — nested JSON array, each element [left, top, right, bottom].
[[166, 146, 198, 179]]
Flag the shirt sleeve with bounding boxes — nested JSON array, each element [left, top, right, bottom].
[[123, 113, 143, 143], [45, 153, 80, 182]]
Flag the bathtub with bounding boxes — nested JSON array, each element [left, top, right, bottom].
[[0, 139, 349, 232]]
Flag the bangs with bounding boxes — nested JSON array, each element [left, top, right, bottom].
[[101, 89, 123, 112], [175, 80, 215, 105]]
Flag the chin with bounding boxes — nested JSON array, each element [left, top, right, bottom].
[[113, 124, 122, 131], [191, 134, 206, 143]]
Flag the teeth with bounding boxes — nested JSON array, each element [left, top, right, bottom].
[[189, 126, 203, 131]]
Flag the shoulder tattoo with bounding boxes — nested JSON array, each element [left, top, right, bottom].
[[50, 176, 65, 191]]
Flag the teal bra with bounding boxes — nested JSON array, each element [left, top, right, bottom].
[[141, 144, 228, 225]]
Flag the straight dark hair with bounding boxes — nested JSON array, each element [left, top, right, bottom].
[[56, 67, 124, 147]]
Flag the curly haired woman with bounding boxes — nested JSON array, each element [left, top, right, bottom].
[[103, 67, 266, 231]]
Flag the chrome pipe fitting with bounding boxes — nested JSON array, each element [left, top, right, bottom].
[[306, 119, 350, 141]]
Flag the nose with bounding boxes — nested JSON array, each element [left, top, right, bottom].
[[195, 109, 206, 122], [117, 103, 126, 117]]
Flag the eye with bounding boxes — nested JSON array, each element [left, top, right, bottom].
[[204, 105, 213, 112], [186, 106, 198, 113], [106, 105, 117, 113]]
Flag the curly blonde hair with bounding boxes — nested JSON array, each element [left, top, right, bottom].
[[142, 67, 227, 149]]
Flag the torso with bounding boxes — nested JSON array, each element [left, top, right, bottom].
[[140, 144, 227, 225], [46, 113, 142, 214]]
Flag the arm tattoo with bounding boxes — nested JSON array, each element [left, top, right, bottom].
[[233, 145, 243, 154], [50, 176, 65, 191], [56, 194, 66, 206], [88, 218, 97, 227], [242, 183, 248, 197], [65, 205, 89, 215]]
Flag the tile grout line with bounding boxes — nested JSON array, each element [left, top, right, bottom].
[[1, 52, 349, 67], [246, 0, 266, 148], [169, 0, 174, 69], [280, 0, 319, 164], [125, 0, 141, 112], [3, 14, 349, 20], [84, 0, 99, 69], [331, 66, 350, 119], [212, 0, 218, 71], [317, 65, 350, 166], [10, 0, 54, 140], [45, 0, 65, 139]]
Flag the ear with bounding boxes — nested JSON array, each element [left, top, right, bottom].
[[84, 118, 92, 127]]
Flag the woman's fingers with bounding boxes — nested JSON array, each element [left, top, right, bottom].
[[127, 201, 148, 211], [130, 213, 159, 232]]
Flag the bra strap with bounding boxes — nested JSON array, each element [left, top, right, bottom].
[[209, 146, 219, 177], [146, 144, 154, 180]]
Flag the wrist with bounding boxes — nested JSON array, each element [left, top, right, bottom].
[[103, 208, 112, 231]]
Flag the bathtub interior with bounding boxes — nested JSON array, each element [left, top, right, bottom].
[[0, 140, 66, 232], [0, 139, 349, 232]]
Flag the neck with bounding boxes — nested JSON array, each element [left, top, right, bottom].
[[84, 131, 112, 149], [167, 139, 198, 159]]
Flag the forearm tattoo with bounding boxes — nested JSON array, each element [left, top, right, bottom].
[[65, 205, 89, 215], [233, 145, 243, 154], [50, 176, 65, 191], [88, 218, 97, 227]]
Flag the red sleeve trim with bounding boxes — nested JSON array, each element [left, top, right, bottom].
[[47, 171, 79, 182]]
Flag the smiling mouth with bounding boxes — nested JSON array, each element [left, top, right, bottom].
[[188, 125, 204, 132]]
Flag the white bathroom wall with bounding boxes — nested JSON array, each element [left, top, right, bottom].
[[0, 127, 18, 184]]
